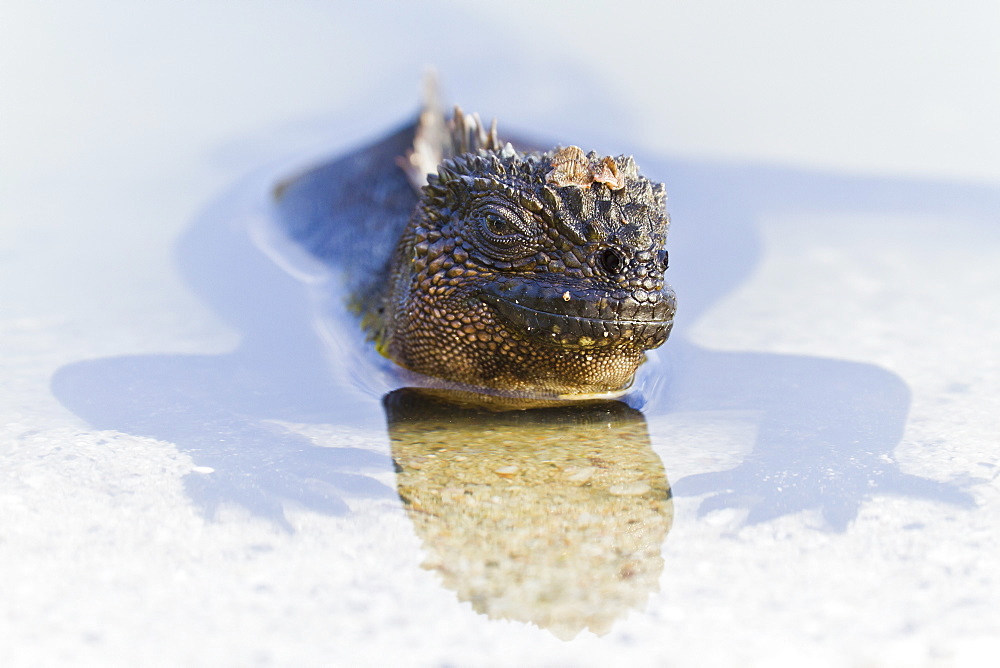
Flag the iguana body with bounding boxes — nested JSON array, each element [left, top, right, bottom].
[[276, 99, 675, 397]]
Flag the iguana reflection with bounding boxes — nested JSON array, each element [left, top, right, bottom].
[[50, 90, 980, 543], [383, 388, 671, 640]]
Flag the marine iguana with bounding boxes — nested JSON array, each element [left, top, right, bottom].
[[276, 95, 676, 398]]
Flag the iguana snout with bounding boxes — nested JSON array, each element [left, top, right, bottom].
[[478, 276, 675, 351]]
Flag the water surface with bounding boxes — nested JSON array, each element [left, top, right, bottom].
[[51, 119, 986, 637]]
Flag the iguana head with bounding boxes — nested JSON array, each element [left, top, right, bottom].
[[379, 143, 676, 397]]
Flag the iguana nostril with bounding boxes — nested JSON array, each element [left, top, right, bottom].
[[599, 248, 626, 275], [657, 249, 669, 271]]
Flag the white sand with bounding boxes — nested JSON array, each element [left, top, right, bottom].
[[3, 2, 999, 666]]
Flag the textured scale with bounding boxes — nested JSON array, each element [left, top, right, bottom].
[[276, 92, 676, 398]]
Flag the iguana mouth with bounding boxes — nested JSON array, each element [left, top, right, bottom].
[[480, 291, 674, 350]]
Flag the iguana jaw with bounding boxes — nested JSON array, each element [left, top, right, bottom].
[[478, 282, 675, 351]]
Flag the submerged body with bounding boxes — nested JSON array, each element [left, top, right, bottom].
[[276, 102, 675, 397]]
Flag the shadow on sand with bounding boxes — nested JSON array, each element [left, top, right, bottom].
[[51, 114, 987, 635], [51, 122, 986, 530]]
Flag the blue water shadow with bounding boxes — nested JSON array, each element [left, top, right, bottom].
[[51, 168, 398, 531], [647, 159, 993, 527], [51, 119, 991, 531]]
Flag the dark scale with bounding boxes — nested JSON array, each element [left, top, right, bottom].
[[276, 93, 676, 398]]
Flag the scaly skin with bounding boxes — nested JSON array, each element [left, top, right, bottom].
[[362, 140, 677, 397]]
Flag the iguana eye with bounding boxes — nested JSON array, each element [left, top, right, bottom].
[[468, 201, 541, 263], [483, 212, 519, 237]]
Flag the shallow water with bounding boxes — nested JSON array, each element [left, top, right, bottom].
[[50, 123, 993, 645], [7, 1, 1000, 663]]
